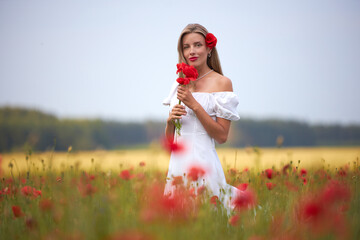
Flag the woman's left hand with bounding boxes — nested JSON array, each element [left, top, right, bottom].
[[177, 85, 199, 110]]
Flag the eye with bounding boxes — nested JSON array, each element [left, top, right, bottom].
[[183, 45, 189, 49], [196, 43, 202, 47]]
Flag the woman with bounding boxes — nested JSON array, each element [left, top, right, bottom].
[[162, 24, 240, 211]]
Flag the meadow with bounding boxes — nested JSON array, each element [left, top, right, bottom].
[[1, 146, 359, 240]]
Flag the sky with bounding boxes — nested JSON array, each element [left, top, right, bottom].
[[0, 0, 359, 125]]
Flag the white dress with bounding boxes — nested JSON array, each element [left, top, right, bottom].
[[162, 81, 241, 212]]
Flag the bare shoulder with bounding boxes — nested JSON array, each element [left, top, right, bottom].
[[216, 75, 233, 92]]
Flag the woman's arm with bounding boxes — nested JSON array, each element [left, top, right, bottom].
[[177, 81, 233, 144]]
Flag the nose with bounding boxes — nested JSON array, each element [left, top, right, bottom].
[[189, 46, 195, 55]]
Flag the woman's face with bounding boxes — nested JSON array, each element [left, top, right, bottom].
[[182, 33, 210, 68]]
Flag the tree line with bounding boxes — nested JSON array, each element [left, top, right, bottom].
[[0, 107, 359, 152]]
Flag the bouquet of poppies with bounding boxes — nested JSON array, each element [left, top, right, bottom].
[[174, 63, 199, 136]]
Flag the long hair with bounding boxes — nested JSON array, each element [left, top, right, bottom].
[[177, 23, 223, 75]]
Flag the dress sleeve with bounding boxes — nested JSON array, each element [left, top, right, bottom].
[[162, 81, 178, 106], [213, 92, 240, 121]]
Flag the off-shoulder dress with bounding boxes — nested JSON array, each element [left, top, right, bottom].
[[162, 81, 241, 211]]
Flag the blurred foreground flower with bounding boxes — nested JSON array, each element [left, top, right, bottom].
[[265, 169, 273, 179], [120, 170, 134, 180], [187, 165, 206, 182], [266, 182, 276, 190], [161, 136, 185, 153], [140, 182, 196, 223], [231, 188, 257, 211], [12, 206, 24, 218], [237, 183, 248, 191], [21, 186, 42, 198], [296, 180, 351, 238]]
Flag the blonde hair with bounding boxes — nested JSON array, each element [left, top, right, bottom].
[[177, 23, 223, 75]]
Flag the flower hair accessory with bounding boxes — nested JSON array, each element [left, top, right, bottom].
[[205, 33, 217, 49]]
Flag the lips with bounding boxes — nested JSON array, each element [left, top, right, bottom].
[[189, 57, 198, 62]]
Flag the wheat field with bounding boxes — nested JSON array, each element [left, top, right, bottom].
[[2, 146, 359, 175]]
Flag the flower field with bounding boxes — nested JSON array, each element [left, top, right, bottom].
[[1, 146, 359, 240]]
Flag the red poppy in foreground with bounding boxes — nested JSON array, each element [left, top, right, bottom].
[[265, 169, 273, 179], [266, 182, 276, 190], [119, 170, 134, 180], [300, 168, 308, 176], [140, 183, 195, 223], [232, 189, 257, 211], [237, 183, 249, 191], [229, 214, 240, 226], [210, 195, 219, 206], [187, 165, 206, 181], [21, 186, 42, 198], [78, 183, 97, 197], [161, 137, 185, 153], [12, 205, 23, 218], [172, 176, 184, 186], [39, 198, 53, 212]]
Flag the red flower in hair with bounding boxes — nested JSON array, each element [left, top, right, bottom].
[[205, 33, 217, 49]]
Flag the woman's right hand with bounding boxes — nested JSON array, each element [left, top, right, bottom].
[[167, 104, 187, 125]]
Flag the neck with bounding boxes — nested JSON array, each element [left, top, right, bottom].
[[196, 65, 212, 79]]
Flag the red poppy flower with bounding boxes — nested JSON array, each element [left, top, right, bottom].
[[266, 182, 276, 190], [176, 62, 187, 74], [12, 205, 23, 218], [21, 186, 33, 196], [172, 176, 184, 186], [39, 198, 53, 212], [119, 170, 134, 180], [265, 169, 273, 179], [237, 183, 249, 191], [229, 214, 240, 226], [320, 181, 351, 205], [176, 63, 198, 85], [139, 161, 146, 167], [161, 137, 185, 153], [303, 201, 324, 220], [282, 164, 290, 176], [187, 166, 206, 181], [300, 168, 307, 176], [78, 183, 97, 197], [205, 33, 217, 49], [228, 168, 237, 176], [197, 185, 206, 195], [301, 177, 308, 185], [232, 189, 257, 211], [284, 181, 299, 192], [210, 195, 219, 206], [182, 64, 198, 80], [337, 169, 347, 177], [21, 186, 42, 198], [176, 77, 190, 85]]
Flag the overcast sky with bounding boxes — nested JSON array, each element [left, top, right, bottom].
[[1, 0, 359, 125]]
